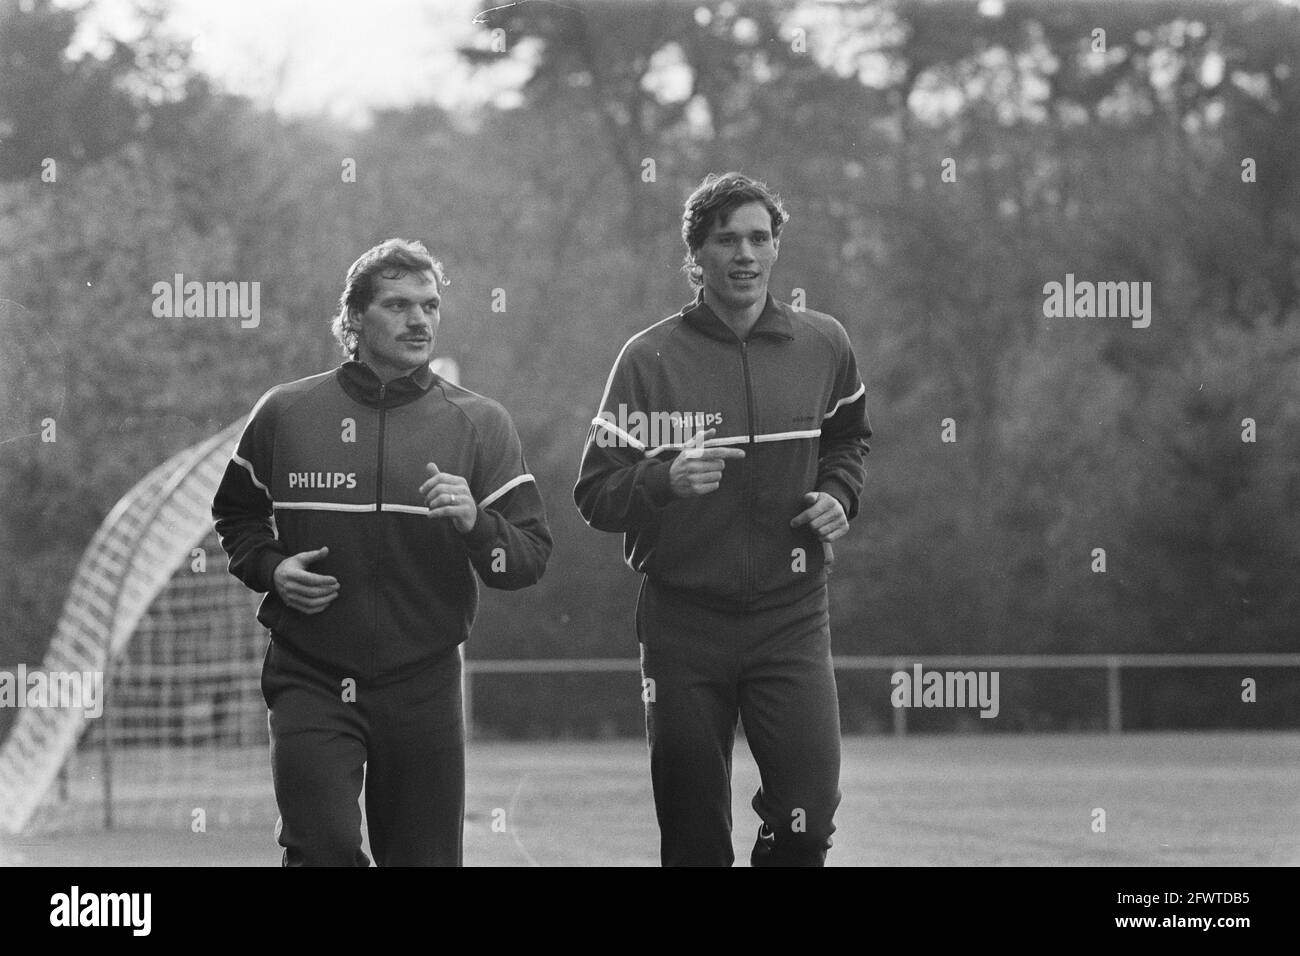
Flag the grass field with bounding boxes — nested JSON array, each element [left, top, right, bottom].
[[2, 732, 1296, 866]]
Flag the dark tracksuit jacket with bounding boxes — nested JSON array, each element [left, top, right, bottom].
[[574, 292, 870, 607], [574, 292, 870, 866], [212, 359, 551, 684], [213, 360, 551, 865]]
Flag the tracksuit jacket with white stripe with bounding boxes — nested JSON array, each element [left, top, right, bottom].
[[212, 360, 551, 683], [575, 293, 871, 610]]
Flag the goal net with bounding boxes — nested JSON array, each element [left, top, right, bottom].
[[0, 419, 274, 835]]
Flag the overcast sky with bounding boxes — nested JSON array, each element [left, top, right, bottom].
[[66, 0, 532, 125]]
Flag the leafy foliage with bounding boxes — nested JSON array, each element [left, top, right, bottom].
[[2, 0, 1297, 735]]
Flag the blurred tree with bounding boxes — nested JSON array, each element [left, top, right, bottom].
[[1, 0, 132, 180], [3, 0, 1299, 737]]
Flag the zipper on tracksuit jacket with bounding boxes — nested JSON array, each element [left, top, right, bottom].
[[376, 384, 387, 514], [372, 383, 387, 677], [740, 340, 757, 607]]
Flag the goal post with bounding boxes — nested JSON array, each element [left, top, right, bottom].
[[0, 419, 265, 834]]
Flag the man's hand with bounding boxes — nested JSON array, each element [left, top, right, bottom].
[[790, 491, 848, 543], [669, 428, 746, 497], [273, 546, 340, 615], [420, 462, 477, 533]]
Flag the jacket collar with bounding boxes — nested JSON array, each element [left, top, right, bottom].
[[337, 359, 436, 408], [681, 291, 794, 343]]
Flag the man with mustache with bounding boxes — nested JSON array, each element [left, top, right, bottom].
[[213, 239, 551, 866], [576, 173, 871, 866]]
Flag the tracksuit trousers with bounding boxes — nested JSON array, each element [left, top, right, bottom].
[[637, 578, 843, 867], [260, 639, 465, 867]]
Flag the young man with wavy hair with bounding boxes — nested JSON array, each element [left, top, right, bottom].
[[576, 173, 871, 866], [214, 239, 551, 866]]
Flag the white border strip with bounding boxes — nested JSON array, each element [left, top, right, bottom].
[[591, 417, 646, 451], [645, 430, 819, 458], [273, 492, 543, 515], [231, 451, 270, 497], [480, 474, 536, 509], [824, 383, 866, 419], [589, 317, 679, 425], [754, 429, 822, 443], [275, 501, 376, 512]]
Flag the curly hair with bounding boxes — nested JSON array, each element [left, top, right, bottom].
[[681, 172, 788, 289], [331, 239, 448, 356]]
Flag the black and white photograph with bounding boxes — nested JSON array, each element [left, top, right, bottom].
[[0, 0, 1295, 926]]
